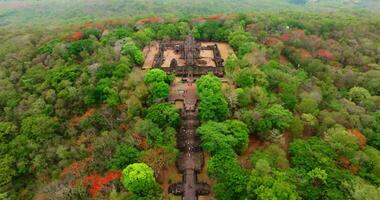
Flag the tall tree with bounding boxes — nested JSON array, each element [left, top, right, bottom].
[[121, 163, 159, 196]]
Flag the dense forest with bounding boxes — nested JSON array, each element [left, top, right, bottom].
[[1, 2, 380, 200], [1, 0, 380, 26]]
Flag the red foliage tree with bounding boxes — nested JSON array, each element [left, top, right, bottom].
[[280, 29, 306, 42], [64, 32, 83, 41], [60, 156, 94, 179], [84, 171, 122, 198], [132, 133, 149, 150], [317, 49, 335, 61], [298, 48, 313, 62], [69, 108, 96, 127], [264, 37, 282, 46], [139, 17, 163, 23], [205, 15, 224, 20], [349, 129, 367, 149]]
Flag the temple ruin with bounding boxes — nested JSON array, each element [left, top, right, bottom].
[[144, 35, 228, 77], [142, 36, 234, 200]]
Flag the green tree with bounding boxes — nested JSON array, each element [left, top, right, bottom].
[[0, 122, 16, 142], [197, 121, 237, 154], [108, 144, 140, 170], [196, 74, 222, 96], [121, 41, 144, 65], [37, 39, 60, 54], [0, 155, 15, 187], [234, 68, 255, 88], [20, 115, 58, 142], [348, 87, 371, 105], [47, 66, 80, 90], [247, 160, 299, 200], [324, 126, 359, 158], [67, 39, 94, 57], [351, 177, 380, 200], [307, 167, 328, 186], [228, 31, 252, 50], [289, 137, 336, 171], [113, 63, 132, 79], [144, 69, 170, 85], [193, 20, 223, 41], [156, 24, 178, 39], [149, 82, 169, 103], [257, 104, 294, 133], [82, 28, 102, 39], [21, 66, 47, 92], [297, 95, 319, 115], [199, 93, 229, 122], [121, 163, 158, 196], [207, 149, 249, 200], [133, 28, 154, 48], [196, 74, 228, 121], [224, 120, 250, 153], [84, 78, 120, 106], [251, 144, 289, 169], [146, 103, 179, 128], [197, 120, 249, 154], [225, 56, 239, 75], [133, 119, 175, 148]]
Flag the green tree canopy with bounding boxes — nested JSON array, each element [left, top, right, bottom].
[[228, 31, 252, 50], [247, 160, 299, 200], [251, 144, 289, 169], [146, 103, 179, 128], [257, 104, 294, 133], [196, 73, 222, 96], [82, 28, 102, 39], [348, 86, 371, 105], [198, 93, 229, 122], [149, 81, 170, 103], [197, 120, 249, 154], [20, 115, 58, 142], [234, 68, 255, 88], [143, 69, 171, 104], [207, 148, 249, 200], [143, 69, 171, 85], [121, 40, 144, 65], [0, 155, 15, 187], [121, 163, 157, 196], [67, 39, 94, 57], [324, 126, 359, 158], [289, 137, 336, 171], [108, 144, 140, 170]]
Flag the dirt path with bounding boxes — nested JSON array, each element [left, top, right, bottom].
[[239, 134, 264, 169], [159, 164, 182, 200]]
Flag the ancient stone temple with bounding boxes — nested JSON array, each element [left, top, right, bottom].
[[141, 36, 235, 200], [150, 35, 225, 77]]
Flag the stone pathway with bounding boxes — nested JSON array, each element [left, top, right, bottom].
[[168, 78, 209, 200]]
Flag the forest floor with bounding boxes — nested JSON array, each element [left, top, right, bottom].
[[158, 163, 182, 200], [198, 153, 216, 200], [283, 132, 292, 161], [239, 134, 265, 169]]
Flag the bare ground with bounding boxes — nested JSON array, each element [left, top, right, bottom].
[[238, 134, 265, 169]]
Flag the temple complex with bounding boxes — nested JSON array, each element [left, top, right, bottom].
[[143, 35, 233, 77], [143, 36, 234, 200]]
